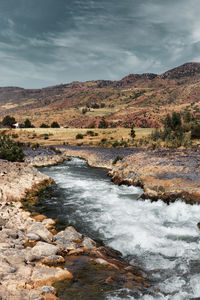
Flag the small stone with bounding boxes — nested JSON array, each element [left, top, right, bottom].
[[39, 286, 55, 294], [41, 255, 65, 265]]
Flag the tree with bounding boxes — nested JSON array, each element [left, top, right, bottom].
[[24, 118, 32, 128], [51, 121, 60, 128], [130, 126, 136, 139], [164, 114, 172, 129], [171, 112, 182, 130], [98, 117, 108, 128], [2, 115, 16, 127]]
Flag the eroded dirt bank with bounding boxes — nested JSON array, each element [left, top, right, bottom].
[[0, 148, 149, 300], [58, 146, 200, 204]]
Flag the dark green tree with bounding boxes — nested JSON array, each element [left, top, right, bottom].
[[24, 118, 32, 128], [130, 126, 136, 139], [51, 121, 60, 128], [2, 115, 16, 127], [164, 114, 172, 129], [98, 117, 108, 128], [171, 112, 182, 130]]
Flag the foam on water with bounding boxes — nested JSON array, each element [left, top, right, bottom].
[[40, 158, 200, 299]]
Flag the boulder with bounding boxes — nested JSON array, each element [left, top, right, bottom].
[[27, 222, 53, 243], [54, 226, 82, 251], [31, 242, 59, 260]]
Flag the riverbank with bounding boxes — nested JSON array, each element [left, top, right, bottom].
[[0, 148, 149, 299], [58, 146, 200, 204], [1, 144, 200, 299]]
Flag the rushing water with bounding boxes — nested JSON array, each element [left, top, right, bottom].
[[39, 158, 200, 300]]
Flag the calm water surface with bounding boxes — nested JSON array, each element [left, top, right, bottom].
[[39, 158, 200, 300]]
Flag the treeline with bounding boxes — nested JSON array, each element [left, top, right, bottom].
[[0, 115, 60, 128], [149, 111, 200, 148]]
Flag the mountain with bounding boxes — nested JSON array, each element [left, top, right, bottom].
[[1, 62, 200, 128]]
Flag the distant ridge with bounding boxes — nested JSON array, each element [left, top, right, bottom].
[[1, 62, 200, 128]]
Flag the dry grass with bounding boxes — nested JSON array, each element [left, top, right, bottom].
[[0, 127, 154, 147]]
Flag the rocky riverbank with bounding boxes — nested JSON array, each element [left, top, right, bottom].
[[1, 145, 200, 299], [58, 146, 200, 204], [0, 147, 149, 299]]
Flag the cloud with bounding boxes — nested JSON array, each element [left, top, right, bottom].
[[0, 0, 199, 87]]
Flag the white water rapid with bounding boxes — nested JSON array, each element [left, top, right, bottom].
[[40, 158, 200, 300]]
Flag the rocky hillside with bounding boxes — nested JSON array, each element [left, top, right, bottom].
[[1, 62, 200, 128]]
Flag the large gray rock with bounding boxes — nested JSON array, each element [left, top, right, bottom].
[[27, 222, 53, 243], [54, 226, 82, 242], [31, 242, 59, 259], [54, 226, 82, 251]]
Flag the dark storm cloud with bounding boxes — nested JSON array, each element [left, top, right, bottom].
[[0, 0, 200, 87]]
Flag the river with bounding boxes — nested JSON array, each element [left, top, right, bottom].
[[38, 157, 200, 300]]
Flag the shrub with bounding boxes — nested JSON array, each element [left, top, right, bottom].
[[130, 126, 136, 139], [82, 108, 88, 114], [112, 140, 120, 148], [98, 117, 108, 128], [101, 138, 107, 143], [2, 115, 16, 127], [86, 130, 95, 136], [40, 123, 49, 128], [51, 121, 60, 128], [191, 124, 200, 139], [24, 118, 33, 128], [0, 135, 24, 162], [76, 133, 84, 139]]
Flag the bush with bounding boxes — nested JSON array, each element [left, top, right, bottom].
[[191, 124, 200, 139], [130, 126, 136, 139], [40, 123, 49, 128], [0, 135, 24, 162], [24, 118, 33, 128], [2, 115, 16, 127], [98, 117, 108, 128], [51, 121, 60, 128], [76, 133, 84, 139], [112, 140, 120, 148], [101, 138, 107, 143], [86, 130, 95, 136]]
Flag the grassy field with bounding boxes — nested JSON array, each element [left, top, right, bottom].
[[0, 127, 154, 147]]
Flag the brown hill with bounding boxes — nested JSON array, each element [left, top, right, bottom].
[[1, 62, 200, 128]]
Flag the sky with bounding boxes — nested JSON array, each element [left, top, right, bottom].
[[0, 0, 200, 88]]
